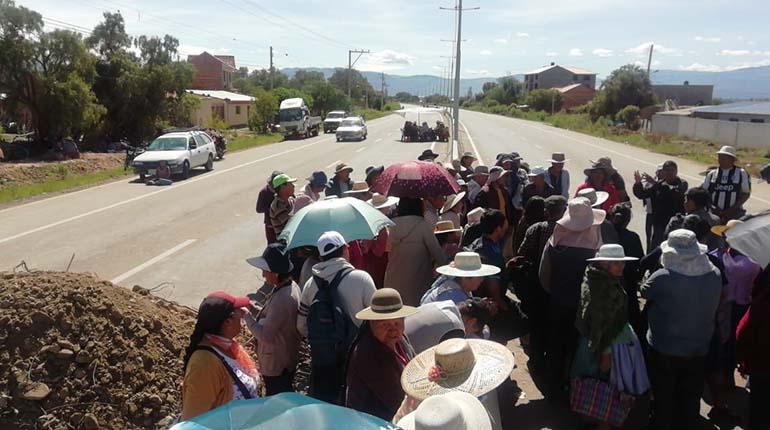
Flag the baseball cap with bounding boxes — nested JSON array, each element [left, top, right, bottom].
[[317, 231, 346, 257], [203, 291, 251, 310], [246, 243, 294, 274], [272, 174, 297, 189]]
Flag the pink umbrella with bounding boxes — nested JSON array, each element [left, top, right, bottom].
[[372, 161, 459, 198]]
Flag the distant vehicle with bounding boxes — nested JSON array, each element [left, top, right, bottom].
[[335, 117, 367, 142], [323, 110, 349, 133], [132, 130, 216, 180], [278, 98, 321, 139]]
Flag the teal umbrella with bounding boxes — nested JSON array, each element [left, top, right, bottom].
[[171, 393, 400, 430], [278, 197, 395, 249]]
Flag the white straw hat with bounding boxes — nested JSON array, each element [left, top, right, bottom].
[[396, 391, 492, 430], [466, 208, 484, 225], [587, 244, 639, 262], [576, 188, 609, 208], [435, 252, 501, 278], [441, 192, 467, 214], [367, 193, 399, 209], [557, 198, 606, 231], [434, 220, 463, 235]]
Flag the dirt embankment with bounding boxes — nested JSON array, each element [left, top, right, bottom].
[[0, 153, 124, 189]]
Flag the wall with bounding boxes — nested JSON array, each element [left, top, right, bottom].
[[562, 87, 596, 109], [652, 85, 713, 105], [526, 67, 596, 91], [188, 53, 227, 90], [652, 114, 770, 148], [190, 97, 250, 128]]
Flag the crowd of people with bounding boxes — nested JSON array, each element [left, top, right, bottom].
[[179, 143, 769, 430]]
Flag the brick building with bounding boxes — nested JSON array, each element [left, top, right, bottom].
[[556, 83, 596, 110], [524, 63, 597, 91], [187, 52, 237, 91]]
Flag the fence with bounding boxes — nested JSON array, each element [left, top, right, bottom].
[[652, 114, 770, 149]]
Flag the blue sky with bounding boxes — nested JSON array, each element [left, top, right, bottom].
[[19, 0, 770, 78]]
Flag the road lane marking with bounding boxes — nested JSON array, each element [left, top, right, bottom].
[[375, 138, 382, 143], [459, 121, 485, 166], [110, 239, 196, 284], [356, 147, 366, 153], [430, 141, 436, 152], [534, 144, 544, 150], [326, 159, 342, 168]]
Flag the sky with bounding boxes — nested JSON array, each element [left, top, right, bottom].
[[17, 0, 770, 79]]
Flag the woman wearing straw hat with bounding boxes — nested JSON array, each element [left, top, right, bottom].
[[396, 391, 492, 430], [440, 192, 467, 229], [420, 252, 500, 305], [345, 288, 418, 420], [434, 220, 463, 260]]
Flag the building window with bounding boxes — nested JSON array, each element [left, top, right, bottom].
[[750, 119, 765, 123], [535, 75, 539, 81], [535, 83, 539, 89], [583, 75, 590, 81], [573, 75, 578, 81], [236, 106, 241, 115], [729, 118, 739, 122]]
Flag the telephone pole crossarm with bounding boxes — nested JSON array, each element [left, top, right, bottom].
[[348, 49, 371, 99]]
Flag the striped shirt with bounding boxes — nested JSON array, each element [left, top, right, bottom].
[[702, 167, 751, 211]]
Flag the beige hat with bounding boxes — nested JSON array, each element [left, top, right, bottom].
[[401, 338, 515, 401], [711, 219, 743, 237], [343, 181, 370, 194], [355, 288, 418, 321], [576, 188, 609, 208], [335, 163, 354, 174], [466, 207, 484, 225], [435, 252, 500, 278], [368, 193, 399, 209], [396, 391, 492, 430], [434, 220, 462, 235], [557, 197, 606, 231], [461, 152, 477, 161], [716, 145, 738, 159], [587, 244, 639, 262], [441, 192, 467, 214]]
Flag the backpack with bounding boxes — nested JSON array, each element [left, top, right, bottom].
[[307, 267, 356, 368]]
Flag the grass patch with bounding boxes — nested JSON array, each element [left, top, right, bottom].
[[228, 132, 283, 152], [0, 166, 130, 204], [355, 109, 393, 121]]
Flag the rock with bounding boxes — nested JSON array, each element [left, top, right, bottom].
[[135, 328, 149, 339], [132, 285, 150, 295], [30, 311, 55, 326], [57, 339, 77, 350], [156, 416, 174, 427], [75, 350, 94, 364], [82, 413, 99, 430], [56, 349, 74, 360], [39, 344, 61, 355], [21, 382, 51, 400], [69, 412, 84, 426]]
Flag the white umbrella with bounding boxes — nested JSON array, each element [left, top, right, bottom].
[[393, 107, 446, 124], [725, 211, 770, 268]]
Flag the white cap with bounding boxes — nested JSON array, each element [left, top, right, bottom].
[[317, 231, 346, 257]]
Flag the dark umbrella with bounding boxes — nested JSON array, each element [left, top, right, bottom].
[[372, 160, 459, 198]]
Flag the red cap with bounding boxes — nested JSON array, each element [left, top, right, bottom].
[[207, 291, 251, 308]]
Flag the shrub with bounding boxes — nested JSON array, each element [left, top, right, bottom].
[[209, 117, 229, 131], [616, 105, 641, 130], [525, 89, 563, 113]]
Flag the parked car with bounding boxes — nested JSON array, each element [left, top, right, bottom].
[[323, 110, 349, 133], [335, 117, 367, 142], [132, 130, 216, 180]]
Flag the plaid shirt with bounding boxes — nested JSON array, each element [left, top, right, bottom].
[[517, 220, 557, 267]]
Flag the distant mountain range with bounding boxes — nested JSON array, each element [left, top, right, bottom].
[[280, 66, 770, 101]]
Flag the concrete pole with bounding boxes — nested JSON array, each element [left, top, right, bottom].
[[347, 50, 352, 99], [269, 46, 274, 90], [452, 0, 463, 142]]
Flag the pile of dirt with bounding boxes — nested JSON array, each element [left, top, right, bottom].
[[0, 271, 197, 429], [0, 153, 124, 189]]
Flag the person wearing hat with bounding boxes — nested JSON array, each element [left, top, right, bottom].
[[294, 171, 328, 212], [326, 163, 355, 197], [421, 252, 500, 305], [538, 197, 605, 401], [598, 156, 629, 201], [522, 166, 557, 206], [343, 181, 371, 201], [396, 391, 492, 430], [607, 203, 646, 336], [466, 165, 489, 205], [297, 231, 377, 403], [269, 173, 297, 236], [182, 292, 261, 420], [475, 167, 514, 227], [702, 145, 752, 223], [577, 159, 622, 212], [256, 171, 283, 244], [243, 243, 301, 395], [444, 162, 460, 180], [633, 160, 688, 251], [577, 187, 620, 245], [345, 288, 418, 420], [496, 153, 529, 225], [421, 195, 445, 227], [434, 220, 463, 260], [365, 165, 384, 188], [544, 152, 570, 198], [511, 196, 546, 267], [641, 229, 722, 430], [404, 301, 465, 355], [572, 245, 649, 426], [418, 149, 440, 161], [460, 207, 486, 248], [458, 152, 477, 181], [440, 192, 467, 229]]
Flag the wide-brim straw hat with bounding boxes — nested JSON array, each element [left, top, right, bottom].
[[401, 338, 515, 401], [368, 193, 399, 209], [460, 152, 477, 161], [356, 288, 418, 321], [396, 391, 492, 430], [335, 163, 354, 174], [466, 207, 484, 225], [343, 181, 370, 194], [441, 192, 467, 214], [587, 244, 639, 262], [576, 188, 609, 208], [547, 152, 568, 164], [435, 252, 501, 278], [469, 166, 489, 178], [557, 197, 606, 231], [711, 219, 743, 237], [434, 220, 463, 235]]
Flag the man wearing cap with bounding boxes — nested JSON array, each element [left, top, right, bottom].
[[522, 166, 558, 206], [467, 165, 489, 206], [326, 163, 355, 197], [256, 171, 283, 244], [244, 243, 301, 395], [294, 171, 327, 212], [269, 174, 297, 236], [544, 153, 570, 198], [417, 149, 440, 162], [633, 160, 688, 250], [702, 146, 751, 223], [459, 151, 477, 181]]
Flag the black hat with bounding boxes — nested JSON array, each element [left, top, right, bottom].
[[365, 165, 384, 181], [418, 149, 440, 161], [246, 243, 294, 274]]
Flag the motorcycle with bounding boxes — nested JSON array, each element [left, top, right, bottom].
[[434, 121, 449, 142], [214, 135, 227, 160]]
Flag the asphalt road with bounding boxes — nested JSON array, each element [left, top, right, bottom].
[[0, 111, 448, 307]]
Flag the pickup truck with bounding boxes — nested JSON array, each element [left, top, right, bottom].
[[278, 98, 321, 139], [323, 110, 349, 133]]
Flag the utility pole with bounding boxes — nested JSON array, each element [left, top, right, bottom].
[[441, 0, 479, 141], [646, 43, 654, 77], [381, 72, 386, 109], [348, 49, 370, 99], [269, 46, 274, 90]]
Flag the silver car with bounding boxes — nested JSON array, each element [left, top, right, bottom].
[[335, 117, 367, 142]]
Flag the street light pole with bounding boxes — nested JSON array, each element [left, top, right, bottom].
[[441, 1, 478, 142]]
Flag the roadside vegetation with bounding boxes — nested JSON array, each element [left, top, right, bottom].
[[0, 165, 128, 204]]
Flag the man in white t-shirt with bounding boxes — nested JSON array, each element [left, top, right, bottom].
[[702, 146, 751, 223]]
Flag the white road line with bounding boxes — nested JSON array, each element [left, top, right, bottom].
[[459, 121, 485, 166], [110, 239, 196, 284], [356, 147, 366, 153], [375, 138, 382, 143], [534, 144, 544, 150], [430, 141, 436, 152], [326, 159, 342, 168]]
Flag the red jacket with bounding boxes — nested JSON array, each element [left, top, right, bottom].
[[576, 182, 621, 212], [736, 296, 770, 377]]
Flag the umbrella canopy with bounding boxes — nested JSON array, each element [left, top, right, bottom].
[[372, 160, 459, 198], [171, 392, 399, 430], [278, 197, 394, 249], [725, 210, 770, 268]]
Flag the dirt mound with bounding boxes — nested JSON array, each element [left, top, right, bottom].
[[0, 271, 197, 429], [0, 153, 124, 189]]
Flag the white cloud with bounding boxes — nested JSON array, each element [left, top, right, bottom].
[[545, 52, 559, 57], [431, 65, 444, 71], [678, 63, 724, 72], [515, 32, 530, 38], [634, 60, 661, 67], [480, 50, 493, 56], [358, 49, 416, 72], [626, 42, 680, 56], [568, 48, 583, 56], [493, 38, 508, 44], [694, 36, 721, 43], [465, 69, 490, 75], [678, 60, 770, 72], [592, 48, 613, 57], [718, 49, 770, 56]]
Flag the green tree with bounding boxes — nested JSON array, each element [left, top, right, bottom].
[[525, 89, 563, 113], [394, 92, 418, 103], [616, 105, 641, 130], [308, 81, 350, 116], [590, 64, 655, 120], [290, 70, 326, 91], [328, 69, 374, 102], [485, 76, 523, 105], [249, 88, 278, 134], [272, 87, 313, 109]]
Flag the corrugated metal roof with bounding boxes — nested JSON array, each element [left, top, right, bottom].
[[525, 64, 596, 76], [556, 83, 585, 93], [692, 102, 770, 115], [186, 89, 254, 102]]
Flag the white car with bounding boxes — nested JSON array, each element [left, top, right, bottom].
[[335, 117, 367, 142], [132, 131, 216, 180]]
